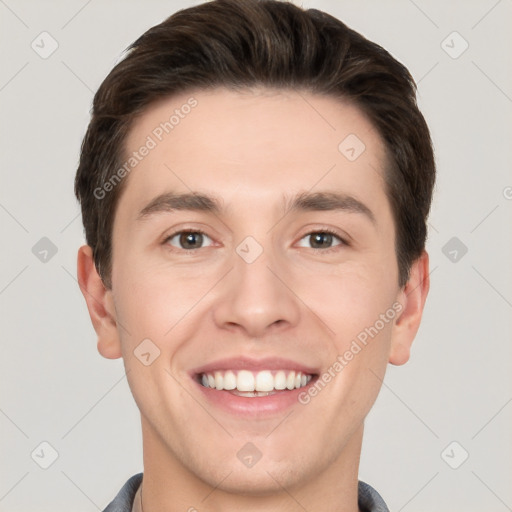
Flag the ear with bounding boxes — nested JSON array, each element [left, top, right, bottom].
[[389, 250, 430, 366], [77, 245, 122, 359]]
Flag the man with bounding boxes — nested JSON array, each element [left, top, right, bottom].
[[75, 0, 435, 510]]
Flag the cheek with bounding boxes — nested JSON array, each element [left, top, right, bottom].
[[111, 268, 198, 427], [112, 255, 209, 338], [111, 260, 226, 387], [293, 260, 398, 343]]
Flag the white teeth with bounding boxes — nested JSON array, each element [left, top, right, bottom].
[[214, 371, 223, 390], [286, 371, 295, 390], [223, 370, 236, 390], [237, 370, 255, 392], [199, 369, 313, 393], [255, 370, 274, 392], [274, 370, 286, 390]]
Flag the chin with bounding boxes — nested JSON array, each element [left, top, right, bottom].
[[201, 461, 303, 496]]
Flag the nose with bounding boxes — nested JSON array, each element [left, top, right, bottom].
[[212, 246, 301, 338]]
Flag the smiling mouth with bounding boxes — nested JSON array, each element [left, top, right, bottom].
[[197, 369, 315, 397]]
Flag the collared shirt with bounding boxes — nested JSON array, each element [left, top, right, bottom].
[[102, 473, 390, 512]]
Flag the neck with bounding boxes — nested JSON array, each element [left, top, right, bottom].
[[139, 419, 364, 512]]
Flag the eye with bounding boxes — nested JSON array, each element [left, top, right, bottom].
[[297, 231, 344, 250], [166, 231, 213, 250]]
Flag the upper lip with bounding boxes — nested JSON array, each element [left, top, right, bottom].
[[190, 357, 319, 376]]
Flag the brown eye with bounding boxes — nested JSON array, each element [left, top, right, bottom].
[[297, 231, 343, 249], [310, 233, 333, 248], [167, 231, 212, 250]]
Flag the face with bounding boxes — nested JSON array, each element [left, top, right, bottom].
[[80, 87, 428, 497]]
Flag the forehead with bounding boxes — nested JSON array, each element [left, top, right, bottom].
[[120, 87, 390, 218]]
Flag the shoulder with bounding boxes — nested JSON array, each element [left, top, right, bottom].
[[102, 473, 143, 512], [358, 480, 390, 512]]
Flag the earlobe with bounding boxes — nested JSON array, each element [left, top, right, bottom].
[[77, 245, 122, 359], [389, 251, 430, 366]]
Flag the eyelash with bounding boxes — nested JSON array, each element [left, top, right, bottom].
[[163, 229, 214, 252], [162, 228, 348, 252], [302, 228, 348, 253]]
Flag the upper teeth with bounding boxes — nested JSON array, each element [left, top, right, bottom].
[[200, 370, 312, 392]]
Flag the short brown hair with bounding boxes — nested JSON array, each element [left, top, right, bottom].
[[75, 0, 435, 288]]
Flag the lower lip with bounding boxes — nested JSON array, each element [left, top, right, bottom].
[[194, 378, 316, 417]]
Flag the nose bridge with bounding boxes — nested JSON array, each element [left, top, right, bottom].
[[236, 247, 275, 300], [213, 237, 300, 336]]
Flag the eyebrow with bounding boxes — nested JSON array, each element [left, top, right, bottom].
[[137, 190, 376, 225], [137, 192, 221, 219], [288, 191, 376, 224]]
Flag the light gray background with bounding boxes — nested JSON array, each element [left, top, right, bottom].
[[1, 0, 511, 510]]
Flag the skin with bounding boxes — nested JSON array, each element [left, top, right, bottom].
[[78, 88, 429, 512]]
